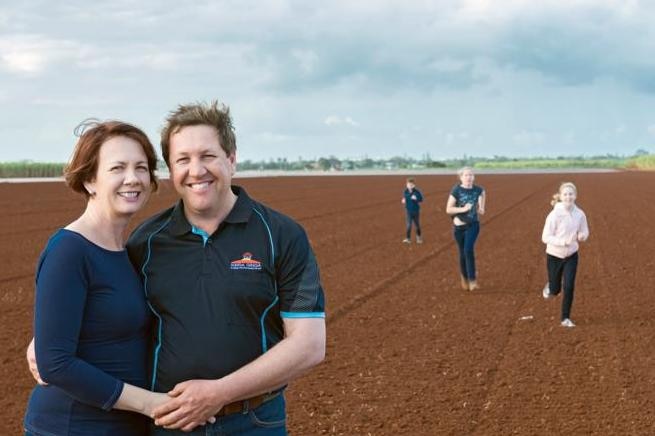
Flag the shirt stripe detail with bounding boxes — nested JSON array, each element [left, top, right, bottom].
[[141, 217, 171, 390], [280, 311, 326, 319], [260, 295, 279, 353], [252, 207, 275, 260], [252, 207, 279, 353]]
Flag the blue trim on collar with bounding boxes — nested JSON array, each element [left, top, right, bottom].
[[191, 225, 210, 246]]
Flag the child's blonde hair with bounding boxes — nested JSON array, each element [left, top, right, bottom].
[[551, 182, 577, 206], [457, 166, 474, 178]]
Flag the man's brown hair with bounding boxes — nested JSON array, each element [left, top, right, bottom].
[[160, 100, 236, 167]]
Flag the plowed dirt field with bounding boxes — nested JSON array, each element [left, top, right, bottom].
[[1, 172, 653, 435]]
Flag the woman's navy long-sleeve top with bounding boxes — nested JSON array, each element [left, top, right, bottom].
[[24, 229, 151, 435]]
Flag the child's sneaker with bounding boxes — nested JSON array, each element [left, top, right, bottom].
[[416, 236, 423, 244], [561, 318, 576, 328], [542, 283, 553, 299], [402, 238, 411, 244]]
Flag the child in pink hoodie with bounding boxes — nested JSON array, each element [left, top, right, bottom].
[[541, 182, 589, 327]]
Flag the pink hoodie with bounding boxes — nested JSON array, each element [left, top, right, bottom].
[[542, 202, 589, 259]]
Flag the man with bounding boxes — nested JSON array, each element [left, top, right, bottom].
[[29, 101, 326, 434]]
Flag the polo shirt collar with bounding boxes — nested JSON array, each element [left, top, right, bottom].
[[224, 186, 254, 224], [169, 185, 254, 236]]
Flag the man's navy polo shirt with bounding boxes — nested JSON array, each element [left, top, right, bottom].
[[126, 186, 325, 392]]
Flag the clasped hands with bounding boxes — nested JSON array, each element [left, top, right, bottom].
[[152, 379, 225, 432]]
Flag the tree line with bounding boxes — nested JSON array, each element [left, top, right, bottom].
[[1, 149, 652, 178]]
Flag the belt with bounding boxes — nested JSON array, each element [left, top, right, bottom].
[[216, 390, 282, 417]]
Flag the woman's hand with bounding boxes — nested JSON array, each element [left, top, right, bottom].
[[144, 392, 172, 418], [26, 338, 47, 385]]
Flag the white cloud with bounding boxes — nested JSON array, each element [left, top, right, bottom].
[[77, 49, 181, 71], [2, 1, 655, 162], [2, 51, 43, 73], [324, 115, 359, 127], [0, 34, 82, 75], [426, 58, 469, 74], [30, 96, 120, 107], [291, 49, 319, 74]]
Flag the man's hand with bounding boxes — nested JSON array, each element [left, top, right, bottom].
[[26, 338, 46, 385], [153, 379, 225, 432]]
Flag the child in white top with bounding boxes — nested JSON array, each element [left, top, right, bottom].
[[541, 182, 589, 327]]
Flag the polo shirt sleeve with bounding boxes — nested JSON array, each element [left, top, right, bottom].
[[34, 234, 124, 410], [276, 227, 325, 319]]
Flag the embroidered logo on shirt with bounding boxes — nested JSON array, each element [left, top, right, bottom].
[[230, 252, 263, 270]]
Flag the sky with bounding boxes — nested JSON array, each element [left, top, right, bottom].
[[1, 0, 655, 163]]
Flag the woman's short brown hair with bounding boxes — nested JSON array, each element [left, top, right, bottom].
[[64, 119, 159, 197]]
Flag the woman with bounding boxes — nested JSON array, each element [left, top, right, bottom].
[[24, 120, 169, 435], [541, 182, 589, 328], [446, 167, 486, 291]]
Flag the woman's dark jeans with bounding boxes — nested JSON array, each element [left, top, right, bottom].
[[453, 221, 480, 280]]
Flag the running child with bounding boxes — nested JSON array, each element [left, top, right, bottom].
[[541, 182, 589, 328]]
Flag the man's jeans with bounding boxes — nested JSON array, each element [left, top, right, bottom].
[[149, 394, 286, 436]]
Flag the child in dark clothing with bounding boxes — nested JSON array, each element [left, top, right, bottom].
[[401, 177, 424, 244]]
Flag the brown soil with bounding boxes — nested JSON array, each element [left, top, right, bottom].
[[1, 172, 653, 435]]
